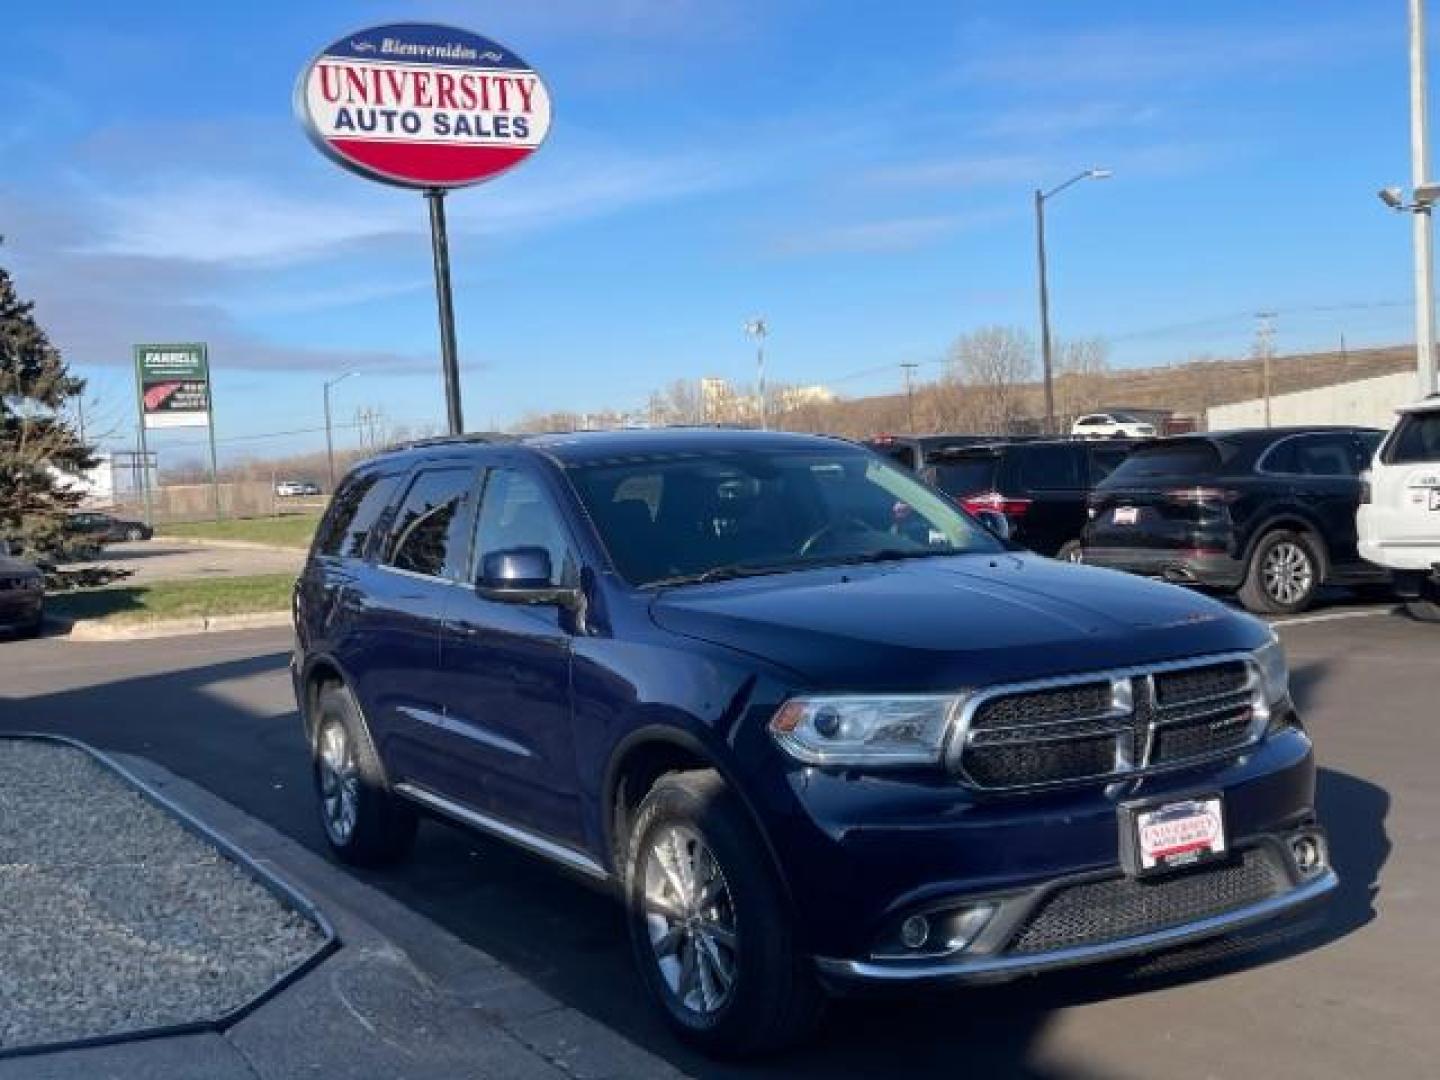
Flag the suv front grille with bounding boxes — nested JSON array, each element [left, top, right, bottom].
[[1008, 846, 1290, 956], [957, 656, 1262, 790]]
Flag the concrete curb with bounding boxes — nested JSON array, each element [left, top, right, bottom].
[[151, 536, 307, 554], [59, 610, 291, 642]]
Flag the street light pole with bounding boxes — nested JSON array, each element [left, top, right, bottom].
[[323, 371, 359, 492], [1412, 0, 1439, 396], [1034, 169, 1112, 434]]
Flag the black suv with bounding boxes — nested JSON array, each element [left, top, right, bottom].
[[1081, 426, 1385, 614], [862, 433, 1032, 472], [293, 429, 1333, 1056], [925, 438, 1136, 557], [67, 511, 153, 543]]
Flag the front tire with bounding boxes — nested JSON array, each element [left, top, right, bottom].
[[1239, 530, 1321, 615], [312, 684, 416, 865], [126, 526, 145, 542], [625, 770, 823, 1057], [1055, 540, 1083, 563]]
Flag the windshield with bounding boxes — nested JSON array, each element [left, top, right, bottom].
[[568, 448, 1002, 586]]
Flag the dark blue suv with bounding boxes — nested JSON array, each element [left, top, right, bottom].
[[292, 428, 1335, 1056]]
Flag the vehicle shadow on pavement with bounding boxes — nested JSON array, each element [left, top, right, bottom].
[[2, 649, 1390, 1080]]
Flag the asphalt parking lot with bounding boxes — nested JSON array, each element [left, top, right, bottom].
[[59, 540, 304, 586], [1, 603, 1434, 1078]]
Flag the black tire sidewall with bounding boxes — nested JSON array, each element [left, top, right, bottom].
[[1242, 530, 1320, 614], [625, 772, 813, 1056], [313, 685, 415, 864]]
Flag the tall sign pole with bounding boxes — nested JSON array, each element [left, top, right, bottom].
[[134, 343, 215, 523], [427, 189, 464, 434], [296, 23, 553, 437]]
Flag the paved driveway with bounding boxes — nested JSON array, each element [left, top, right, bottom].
[[0, 610, 1433, 1078], [63, 540, 303, 586]]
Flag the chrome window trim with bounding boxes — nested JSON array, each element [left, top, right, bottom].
[[943, 652, 1267, 791]]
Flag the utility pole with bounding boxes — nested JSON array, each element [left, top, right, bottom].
[[900, 362, 919, 433], [1255, 311, 1277, 427], [323, 371, 358, 492], [744, 318, 768, 429], [1412, 0, 1439, 395]]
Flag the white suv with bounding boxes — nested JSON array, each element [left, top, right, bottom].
[[1358, 395, 1440, 620], [1071, 412, 1157, 439]]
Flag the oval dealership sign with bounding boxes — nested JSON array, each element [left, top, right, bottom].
[[296, 23, 552, 189]]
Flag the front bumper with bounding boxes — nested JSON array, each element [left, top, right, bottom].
[[0, 593, 43, 629], [1079, 546, 1244, 590], [815, 827, 1335, 986]]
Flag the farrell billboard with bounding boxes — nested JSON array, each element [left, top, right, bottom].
[[295, 22, 553, 189], [135, 343, 211, 429]]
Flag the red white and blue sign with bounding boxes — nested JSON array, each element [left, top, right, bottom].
[[296, 23, 552, 189]]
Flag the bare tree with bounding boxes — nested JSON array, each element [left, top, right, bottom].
[[947, 326, 1036, 433], [1055, 336, 1112, 420]]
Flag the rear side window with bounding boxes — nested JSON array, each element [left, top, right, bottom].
[[1384, 411, 1440, 464], [929, 454, 999, 495], [1292, 434, 1361, 477], [1088, 445, 1131, 483], [1104, 442, 1220, 484], [1012, 445, 1082, 490], [315, 472, 399, 558], [385, 467, 475, 579]]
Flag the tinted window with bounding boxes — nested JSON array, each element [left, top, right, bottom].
[[1013, 445, 1083, 490], [866, 442, 916, 469], [316, 471, 399, 558], [472, 470, 575, 587], [1289, 434, 1361, 477], [1088, 445, 1131, 483], [929, 454, 1000, 495], [569, 449, 1000, 587], [386, 467, 474, 579], [1385, 411, 1440, 464], [1103, 442, 1220, 484]]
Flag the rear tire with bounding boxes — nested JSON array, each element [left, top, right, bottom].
[[1055, 540, 1083, 564], [126, 527, 145, 542], [1405, 579, 1440, 623], [1238, 530, 1321, 615], [312, 684, 416, 865], [625, 770, 823, 1058]]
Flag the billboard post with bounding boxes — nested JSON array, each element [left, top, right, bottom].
[[295, 22, 552, 434], [134, 342, 220, 523]]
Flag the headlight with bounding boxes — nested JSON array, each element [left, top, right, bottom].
[[769, 694, 963, 767], [1254, 633, 1290, 708]]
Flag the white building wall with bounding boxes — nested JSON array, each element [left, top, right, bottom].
[[1206, 371, 1419, 432]]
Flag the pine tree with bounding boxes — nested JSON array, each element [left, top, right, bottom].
[[0, 237, 93, 555]]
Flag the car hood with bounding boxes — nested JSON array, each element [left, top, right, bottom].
[[649, 554, 1264, 690]]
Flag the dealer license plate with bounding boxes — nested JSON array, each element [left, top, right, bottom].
[[1123, 796, 1227, 876], [1112, 506, 1139, 525]]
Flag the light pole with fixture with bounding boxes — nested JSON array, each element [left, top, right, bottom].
[[323, 371, 359, 492], [1378, 0, 1440, 396], [1035, 168, 1111, 434], [745, 318, 768, 429]]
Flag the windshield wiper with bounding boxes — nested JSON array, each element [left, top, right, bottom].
[[824, 548, 957, 566], [647, 563, 796, 588]]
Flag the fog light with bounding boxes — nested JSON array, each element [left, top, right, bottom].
[[900, 915, 930, 949], [1291, 834, 1326, 874]]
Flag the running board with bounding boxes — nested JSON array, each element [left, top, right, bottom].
[[393, 782, 609, 881]]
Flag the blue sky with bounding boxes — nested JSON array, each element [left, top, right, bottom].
[[0, 0, 1426, 461]]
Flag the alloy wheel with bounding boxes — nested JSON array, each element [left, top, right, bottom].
[[318, 721, 360, 844], [642, 824, 740, 1017], [1262, 541, 1314, 605]]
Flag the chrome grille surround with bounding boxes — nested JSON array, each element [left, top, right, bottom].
[[947, 653, 1268, 792]]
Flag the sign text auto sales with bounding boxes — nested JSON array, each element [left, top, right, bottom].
[[312, 61, 541, 141]]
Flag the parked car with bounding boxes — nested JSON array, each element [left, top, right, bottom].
[[1358, 394, 1440, 621], [1081, 426, 1385, 614], [862, 433, 1033, 472], [923, 438, 1136, 557], [1072, 412, 1157, 439], [0, 540, 45, 638], [292, 428, 1333, 1056], [67, 511, 153, 543], [276, 480, 321, 497]]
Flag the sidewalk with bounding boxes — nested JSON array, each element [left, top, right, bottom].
[[1, 755, 685, 1080]]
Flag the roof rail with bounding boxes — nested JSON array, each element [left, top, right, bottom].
[[389, 432, 519, 451]]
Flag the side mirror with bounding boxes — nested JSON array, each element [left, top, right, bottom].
[[974, 509, 1013, 541], [478, 546, 582, 611]]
